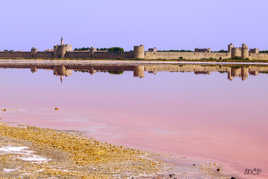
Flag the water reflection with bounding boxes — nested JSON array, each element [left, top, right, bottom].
[[21, 64, 268, 81], [0, 63, 267, 81]]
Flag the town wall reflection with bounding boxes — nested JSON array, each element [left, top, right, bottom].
[[1, 63, 268, 81]]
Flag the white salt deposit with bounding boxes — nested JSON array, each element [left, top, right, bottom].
[[0, 146, 50, 163], [0, 146, 29, 154], [3, 168, 17, 173], [18, 155, 50, 163]]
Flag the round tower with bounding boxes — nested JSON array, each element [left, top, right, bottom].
[[89, 47, 97, 53], [133, 45, 145, 59], [89, 47, 97, 57], [53, 37, 72, 58], [228, 43, 234, 53], [241, 43, 249, 59], [31, 47, 38, 58], [57, 46, 67, 58], [231, 48, 241, 59], [54, 45, 71, 58]]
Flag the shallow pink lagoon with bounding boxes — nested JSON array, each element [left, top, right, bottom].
[[0, 67, 267, 178]]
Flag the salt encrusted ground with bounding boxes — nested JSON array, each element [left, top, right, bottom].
[[0, 122, 236, 178]]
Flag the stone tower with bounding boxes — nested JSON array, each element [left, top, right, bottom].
[[241, 43, 249, 59], [89, 47, 97, 53], [249, 48, 259, 54], [54, 45, 65, 58], [231, 48, 241, 59], [228, 43, 234, 53], [133, 45, 145, 59], [54, 37, 72, 58], [31, 47, 38, 58]]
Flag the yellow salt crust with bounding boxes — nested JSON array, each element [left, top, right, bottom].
[[0, 123, 161, 177]]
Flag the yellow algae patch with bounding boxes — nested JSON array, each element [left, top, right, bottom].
[[39, 169, 110, 178], [0, 124, 161, 177]]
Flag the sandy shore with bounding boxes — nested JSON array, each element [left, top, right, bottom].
[[0, 122, 237, 178]]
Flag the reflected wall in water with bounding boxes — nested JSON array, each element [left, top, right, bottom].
[[1, 63, 268, 81], [134, 65, 145, 78], [52, 64, 268, 81]]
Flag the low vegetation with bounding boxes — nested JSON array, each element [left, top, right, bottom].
[[74, 47, 124, 54], [158, 50, 193, 52], [214, 50, 227, 53], [108, 47, 124, 54], [74, 47, 91, 51]]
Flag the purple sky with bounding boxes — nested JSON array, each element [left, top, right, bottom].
[[1, 0, 267, 51]]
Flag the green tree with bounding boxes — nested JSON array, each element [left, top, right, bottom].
[[108, 47, 124, 54]]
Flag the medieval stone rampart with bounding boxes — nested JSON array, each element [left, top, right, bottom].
[[36, 52, 54, 58], [144, 52, 230, 60], [65, 51, 134, 59], [93, 52, 133, 59], [0, 51, 57, 59], [0, 51, 32, 58], [0, 38, 267, 61], [249, 53, 268, 60], [133, 45, 145, 59], [231, 48, 242, 58], [65, 51, 91, 58]]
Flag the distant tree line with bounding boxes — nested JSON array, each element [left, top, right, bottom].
[[3, 50, 14, 52], [158, 50, 193, 52], [214, 50, 227, 53], [108, 47, 124, 53], [98, 48, 108, 51], [74, 47, 91, 51], [74, 47, 124, 53], [260, 50, 268, 53]]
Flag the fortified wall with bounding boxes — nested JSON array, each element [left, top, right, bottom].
[[143, 43, 268, 60], [144, 51, 230, 60], [0, 38, 268, 60], [65, 51, 134, 59]]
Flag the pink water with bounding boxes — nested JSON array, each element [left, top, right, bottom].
[[0, 68, 267, 178]]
